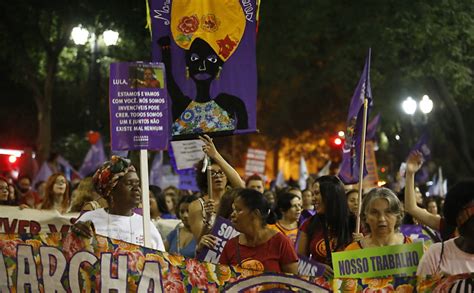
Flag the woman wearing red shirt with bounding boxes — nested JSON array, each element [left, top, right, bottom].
[[219, 189, 298, 274], [297, 176, 354, 267]]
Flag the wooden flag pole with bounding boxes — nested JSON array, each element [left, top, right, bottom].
[[356, 98, 369, 234], [140, 149, 151, 247]]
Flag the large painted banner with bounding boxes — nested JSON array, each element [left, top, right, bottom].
[[0, 232, 329, 292], [150, 0, 258, 139], [1, 232, 472, 292]]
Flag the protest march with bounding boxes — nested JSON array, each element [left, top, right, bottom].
[[1, 0, 474, 292]]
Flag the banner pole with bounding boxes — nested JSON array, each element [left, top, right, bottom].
[[356, 99, 369, 234], [205, 154, 213, 199], [140, 149, 151, 247]]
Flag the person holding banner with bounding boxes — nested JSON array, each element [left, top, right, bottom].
[[72, 156, 165, 251], [219, 188, 298, 274], [345, 187, 410, 250], [188, 135, 245, 241], [417, 180, 474, 276], [298, 176, 354, 267]]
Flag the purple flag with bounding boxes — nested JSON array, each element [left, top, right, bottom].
[[79, 138, 107, 177], [366, 113, 381, 141], [338, 50, 373, 184], [409, 133, 431, 184], [150, 0, 258, 139], [149, 151, 164, 187]]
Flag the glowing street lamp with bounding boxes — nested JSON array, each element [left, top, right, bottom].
[[71, 26, 90, 45], [419, 95, 433, 114], [402, 96, 417, 115], [103, 30, 119, 46]]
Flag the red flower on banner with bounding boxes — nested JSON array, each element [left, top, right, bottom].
[[186, 258, 208, 289], [114, 248, 145, 272], [216, 35, 237, 59], [62, 233, 85, 260], [177, 15, 199, 34], [163, 270, 185, 293], [2, 239, 22, 257], [201, 14, 220, 32]]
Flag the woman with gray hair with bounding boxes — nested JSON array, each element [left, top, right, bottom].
[[345, 187, 411, 250]]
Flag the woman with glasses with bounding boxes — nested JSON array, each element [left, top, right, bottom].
[[188, 134, 245, 243]]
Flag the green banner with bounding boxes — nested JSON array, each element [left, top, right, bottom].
[[332, 242, 424, 278]]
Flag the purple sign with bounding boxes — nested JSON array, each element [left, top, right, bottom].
[[196, 216, 239, 263], [150, 0, 258, 139], [109, 62, 169, 150], [297, 254, 326, 277]]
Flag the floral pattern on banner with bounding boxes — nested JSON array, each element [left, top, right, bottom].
[[0, 233, 472, 292]]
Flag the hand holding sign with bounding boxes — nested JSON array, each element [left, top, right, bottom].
[[72, 221, 94, 238], [200, 135, 218, 159], [197, 234, 218, 253]]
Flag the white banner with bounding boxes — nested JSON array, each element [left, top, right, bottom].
[[0, 205, 79, 234]]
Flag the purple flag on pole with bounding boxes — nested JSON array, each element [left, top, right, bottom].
[[366, 113, 381, 141], [338, 50, 373, 184], [409, 133, 431, 184]]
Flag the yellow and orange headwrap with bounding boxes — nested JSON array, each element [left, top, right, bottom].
[[93, 156, 136, 198], [171, 0, 246, 61]]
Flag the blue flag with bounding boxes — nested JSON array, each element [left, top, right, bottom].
[[338, 49, 373, 184]]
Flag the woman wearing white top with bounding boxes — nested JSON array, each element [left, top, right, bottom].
[[73, 156, 165, 251]]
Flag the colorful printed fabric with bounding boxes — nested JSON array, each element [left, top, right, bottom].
[[171, 100, 236, 135], [92, 155, 136, 198]]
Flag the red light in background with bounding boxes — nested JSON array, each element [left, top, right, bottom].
[[8, 155, 17, 163], [334, 138, 342, 146], [380, 167, 386, 173]]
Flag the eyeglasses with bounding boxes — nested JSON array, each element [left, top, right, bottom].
[[210, 170, 225, 178]]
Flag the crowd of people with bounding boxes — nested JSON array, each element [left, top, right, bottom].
[[1, 139, 473, 285]]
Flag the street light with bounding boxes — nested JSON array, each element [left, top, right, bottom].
[[103, 30, 120, 46], [71, 26, 89, 45], [419, 95, 433, 114], [402, 96, 417, 115]]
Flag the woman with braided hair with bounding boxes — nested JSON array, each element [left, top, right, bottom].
[[73, 156, 165, 251]]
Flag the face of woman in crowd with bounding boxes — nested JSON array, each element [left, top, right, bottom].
[[312, 183, 325, 213], [165, 195, 175, 214], [210, 164, 227, 191], [347, 192, 359, 214], [427, 201, 438, 215], [283, 197, 302, 222], [366, 198, 397, 237], [301, 190, 314, 208], [231, 197, 252, 232], [179, 202, 191, 228], [53, 176, 67, 195], [149, 196, 159, 218], [113, 172, 141, 209], [0, 180, 9, 201], [415, 187, 423, 205]]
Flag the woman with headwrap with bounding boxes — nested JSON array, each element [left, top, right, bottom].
[[72, 156, 165, 251]]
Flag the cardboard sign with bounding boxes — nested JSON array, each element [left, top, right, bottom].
[[196, 216, 239, 264], [332, 242, 424, 278], [170, 140, 205, 170]]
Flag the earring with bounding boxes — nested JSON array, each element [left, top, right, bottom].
[[185, 66, 189, 79], [216, 66, 222, 80]]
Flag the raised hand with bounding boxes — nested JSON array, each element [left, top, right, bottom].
[[406, 151, 424, 174], [200, 134, 219, 160]]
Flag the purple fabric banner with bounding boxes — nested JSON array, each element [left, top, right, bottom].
[[109, 62, 169, 150], [297, 254, 326, 277], [196, 216, 239, 263], [338, 50, 373, 184], [150, 0, 258, 139], [366, 113, 381, 141]]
